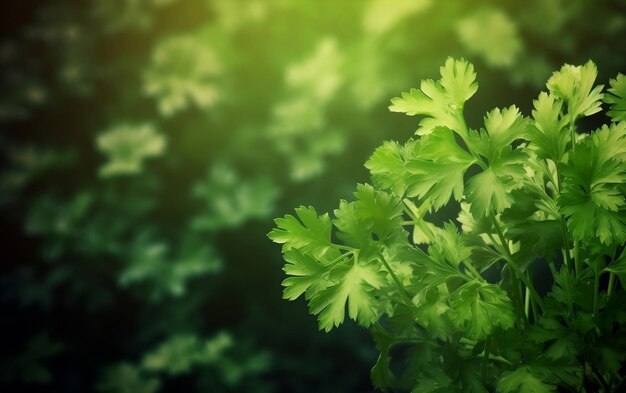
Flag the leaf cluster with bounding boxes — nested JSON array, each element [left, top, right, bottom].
[[270, 58, 626, 392]]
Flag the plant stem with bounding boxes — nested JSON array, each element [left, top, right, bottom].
[[561, 219, 572, 269], [334, 243, 357, 252], [608, 272, 616, 298], [593, 262, 600, 318], [454, 111, 489, 170], [548, 260, 558, 277], [379, 253, 414, 307], [524, 280, 530, 319], [476, 352, 513, 366], [482, 337, 491, 381], [491, 214, 545, 313], [487, 233, 527, 324], [574, 240, 582, 278], [569, 115, 577, 152], [463, 260, 483, 280]]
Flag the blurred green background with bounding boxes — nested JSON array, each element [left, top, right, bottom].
[[1, 0, 625, 392]]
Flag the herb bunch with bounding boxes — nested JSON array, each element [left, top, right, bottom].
[[270, 58, 626, 392]]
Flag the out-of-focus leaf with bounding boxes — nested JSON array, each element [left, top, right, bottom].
[[191, 163, 278, 231], [97, 123, 166, 178]]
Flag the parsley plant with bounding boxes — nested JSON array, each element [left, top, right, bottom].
[[270, 58, 626, 392]]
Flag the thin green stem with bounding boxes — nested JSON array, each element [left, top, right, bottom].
[[459, 337, 477, 346], [561, 219, 572, 269], [482, 337, 491, 381], [527, 271, 539, 323], [327, 250, 353, 268], [593, 262, 600, 318], [524, 280, 530, 319], [375, 322, 425, 346], [608, 272, 616, 299], [475, 351, 513, 366], [454, 111, 489, 171], [530, 292, 538, 324], [379, 253, 414, 307], [491, 214, 545, 313], [548, 260, 558, 277], [463, 260, 483, 280], [333, 243, 357, 252], [574, 240, 582, 279], [488, 354, 513, 366], [487, 232, 527, 325], [569, 115, 577, 152]]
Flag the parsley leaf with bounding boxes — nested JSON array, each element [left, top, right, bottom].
[[465, 107, 529, 216], [559, 136, 626, 244], [497, 366, 556, 393], [269, 206, 334, 257], [281, 249, 328, 301], [353, 183, 404, 241], [448, 281, 515, 340], [605, 73, 626, 122], [365, 139, 418, 196], [547, 60, 603, 120], [529, 92, 568, 162], [96, 123, 166, 178], [309, 258, 385, 332], [389, 57, 477, 135], [406, 127, 475, 209]]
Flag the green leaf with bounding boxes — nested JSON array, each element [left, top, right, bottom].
[[529, 92, 568, 161], [403, 198, 438, 244], [529, 317, 578, 361], [605, 73, 626, 122], [604, 252, 626, 285], [353, 183, 404, 241], [546, 60, 603, 120], [456, 9, 522, 68], [192, 163, 278, 231], [269, 206, 333, 256], [465, 107, 528, 216], [389, 58, 477, 135], [559, 137, 626, 244], [141, 332, 233, 375], [497, 366, 556, 393], [448, 282, 515, 340], [591, 346, 626, 377], [413, 287, 453, 340], [365, 139, 418, 196], [333, 200, 374, 248], [371, 326, 396, 391], [309, 259, 385, 332], [466, 169, 511, 217], [281, 249, 328, 300], [500, 187, 563, 263], [481, 106, 529, 153], [96, 123, 166, 178], [411, 368, 454, 393], [457, 202, 493, 235], [96, 363, 160, 393], [438, 57, 479, 107], [429, 222, 471, 268], [406, 127, 475, 209], [143, 34, 221, 117], [592, 122, 626, 164], [119, 234, 222, 300]]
